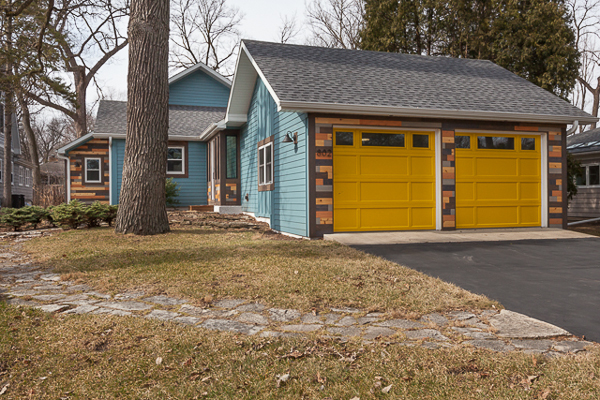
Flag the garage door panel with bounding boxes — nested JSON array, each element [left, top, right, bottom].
[[335, 182, 358, 202], [361, 182, 409, 202], [457, 182, 474, 201], [360, 155, 408, 175], [457, 158, 474, 177], [476, 158, 517, 176], [411, 156, 433, 175], [334, 155, 359, 177], [334, 208, 359, 231], [521, 206, 541, 224], [411, 207, 435, 228], [519, 158, 540, 176], [476, 182, 518, 201], [477, 206, 519, 226], [361, 208, 409, 230], [456, 207, 475, 226], [412, 182, 435, 201], [520, 182, 540, 200]]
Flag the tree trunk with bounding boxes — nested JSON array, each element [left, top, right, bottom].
[[16, 92, 42, 204], [3, 9, 13, 208], [114, 0, 170, 235], [73, 68, 87, 137]]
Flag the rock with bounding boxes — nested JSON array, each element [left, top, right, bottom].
[[334, 316, 357, 327], [465, 339, 515, 352], [489, 310, 570, 339], [145, 309, 180, 321], [279, 324, 322, 332], [92, 308, 132, 316], [64, 284, 92, 292], [213, 299, 246, 309], [200, 319, 264, 335], [447, 311, 477, 321], [114, 291, 145, 300], [143, 295, 187, 306], [40, 274, 61, 282], [238, 312, 269, 325], [84, 291, 111, 299], [321, 313, 341, 324], [420, 313, 449, 326], [6, 298, 39, 307], [62, 299, 101, 306], [357, 317, 380, 325], [452, 327, 496, 340], [60, 294, 90, 302], [404, 329, 449, 341], [36, 304, 69, 313], [7, 289, 39, 297], [62, 304, 99, 315], [179, 304, 212, 316], [511, 339, 554, 352], [421, 342, 452, 350], [552, 341, 592, 353], [95, 301, 153, 311], [366, 312, 385, 318], [327, 327, 362, 337], [375, 319, 424, 329], [462, 317, 489, 330], [32, 294, 67, 302], [362, 326, 396, 340], [301, 313, 323, 324], [480, 310, 499, 318], [236, 303, 266, 313], [33, 285, 63, 291], [330, 307, 360, 314], [174, 316, 201, 325], [268, 308, 301, 322], [259, 331, 300, 338]]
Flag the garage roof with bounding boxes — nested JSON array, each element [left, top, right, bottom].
[[231, 40, 595, 124], [567, 127, 600, 154]]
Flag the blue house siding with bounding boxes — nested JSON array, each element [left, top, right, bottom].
[[169, 71, 230, 107], [111, 139, 208, 207], [240, 78, 309, 237]]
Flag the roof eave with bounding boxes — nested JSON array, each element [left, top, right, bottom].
[[169, 62, 232, 88], [198, 120, 227, 141], [278, 101, 599, 125]]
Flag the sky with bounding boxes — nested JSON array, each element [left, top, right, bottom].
[[90, 0, 310, 107]]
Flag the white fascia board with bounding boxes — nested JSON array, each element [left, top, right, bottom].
[[168, 62, 232, 88], [240, 42, 282, 108], [225, 114, 248, 125], [56, 133, 95, 155], [198, 120, 228, 141], [278, 101, 598, 125]]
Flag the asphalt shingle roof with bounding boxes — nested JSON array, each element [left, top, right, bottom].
[[94, 100, 226, 137], [567, 127, 600, 154], [243, 40, 592, 121]]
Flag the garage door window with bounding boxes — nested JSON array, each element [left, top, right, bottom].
[[362, 132, 405, 147], [336, 131, 353, 146], [521, 138, 536, 151], [477, 136, 514, 150], [455, 135, 470, 149], [413, 134, 429, 148]]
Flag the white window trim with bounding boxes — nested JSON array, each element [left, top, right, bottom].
[[18, 166, 23, 186], [258, 142, 273, 186], [577, 163, 600, 188], [25, 168, 31, 187], [10, 162, 13, 186], [167, 146, 185, 175], [85, 157, 102, 183]]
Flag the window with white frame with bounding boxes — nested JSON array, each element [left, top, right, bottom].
[[167, 147, 185, 174], [258, 142, 273, 187], [85, 158, 101, 183], [18, 166, 23, 186], [576, 164, 600, 187], [11, 162, 13, 185], [0, 160, 3, 182], [25, 168, 31, 187]]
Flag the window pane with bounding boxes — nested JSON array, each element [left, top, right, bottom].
[[87, 159, 100, 170], [226, 136, 237, 179], [266, 162, 272, 183], [167, 160, 183, 172], [259, 147, 264, 166], [362, 132, 405, 147], [168, 148, 183, 160], [576, 170, 587, 186], [590, 165, 600, 185], [521, 138, 536, 151], [477, 136, 514, 150], [259, 166, 265, 184], [87, 171, 100, 182], [266, 144, 272, 164], [413, 134, 429, 148], [336, 131, 353, 145], [455, 135, 470, 149]]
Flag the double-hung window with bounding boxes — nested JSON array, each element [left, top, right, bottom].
[[167, 147, 185, 175], [576, 164, 600, 187], [85, 158, 101, 183], [25, 169, 31, 187], [18, 166, 23, 186], [258, 142, 273, 190]]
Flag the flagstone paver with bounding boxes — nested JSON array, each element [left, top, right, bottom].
[[0, 235, 596, 357]]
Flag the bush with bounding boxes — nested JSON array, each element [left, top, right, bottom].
[[166, 178, 180, 207], [84, 201, 118, 227], [50, 200, 86, 229], [0, 206, 53, 231]]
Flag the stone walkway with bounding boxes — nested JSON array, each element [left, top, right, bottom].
[[0, 235, 595, 357]]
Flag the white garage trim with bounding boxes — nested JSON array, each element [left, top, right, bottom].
[[435, 129, 442, 231]]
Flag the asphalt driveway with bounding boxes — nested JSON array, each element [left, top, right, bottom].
[[353, 238, 600, 342]]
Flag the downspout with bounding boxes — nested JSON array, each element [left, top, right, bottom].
[[567, 121, 579, 136], [108, 137, 112, 205], [56, 153, 70, 203]]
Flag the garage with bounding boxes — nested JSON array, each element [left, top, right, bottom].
[[333, 129, 436, 232], [455, 133, 542, 228]]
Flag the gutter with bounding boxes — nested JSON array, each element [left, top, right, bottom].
[[567, 121, 579, 136], [198, 120, 227, 141]]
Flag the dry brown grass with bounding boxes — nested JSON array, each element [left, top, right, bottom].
[[1, 303, 599, 399], [23, 226, 499, 314]]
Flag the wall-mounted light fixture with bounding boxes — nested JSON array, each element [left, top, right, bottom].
[[283, 131, 298, 144], [75, 161, 81, 168]]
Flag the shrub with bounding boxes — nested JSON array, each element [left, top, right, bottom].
[[0, 206, 52, 231], [103, 204, 118, 227], [50, 200, 86, 229], [166, 178, 180, 207], [84, 202, 118, 227]]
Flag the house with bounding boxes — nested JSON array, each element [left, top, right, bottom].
[[58, 40, 597, 238], [567, 127, 600, 219], [0, 100, 34, 206], [40, 158, 65, 185]]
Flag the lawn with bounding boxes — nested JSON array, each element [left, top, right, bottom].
[[1, 303, 599, 399], [22, 226, 498, 315]]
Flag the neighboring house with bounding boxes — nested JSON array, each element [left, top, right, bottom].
[[40, 159, 65, 185], [567, 128, 600, 219], [59, 40, 597, 238], [0, 99, 35, 206]]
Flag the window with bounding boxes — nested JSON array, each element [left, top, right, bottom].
[[0, 160, 3, 182], [455, 135, 471, 149], [226, 135, 237, 179], [167, 147, 185, 174], [576, 165, 600, 187], [11, 162, 13, 185], [25, 169, 31, 187], [18, 166, 23, 186], [521, 137, 536, 151], [85, 158, 101, 183], [477, 136, 514, 150], [361, 132, 405, 147], [258, 142, 273, 188], [412, 134, 429, 148], [335, 131, 354, 146]]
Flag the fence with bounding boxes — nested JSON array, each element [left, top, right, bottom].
[[35, 184, 66, 207]]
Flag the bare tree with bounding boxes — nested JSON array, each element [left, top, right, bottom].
[[277, 14, 301, 44], [27, 0, 129, 138], [115, 0, 170, 235], [170, 0, 242, 75], [306, 0, 364, 49]]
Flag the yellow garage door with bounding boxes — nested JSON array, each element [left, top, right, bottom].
[[333, 129, 436, 232], [455, 133, 541, 228]]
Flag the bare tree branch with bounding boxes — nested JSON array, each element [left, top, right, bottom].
[[306, 0, 364, 50], [277, 13, 301, 44]]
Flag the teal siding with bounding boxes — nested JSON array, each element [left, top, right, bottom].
[[169, 70, 230, 107], [112, 139, 208, 207], [240, 78, 308, 237]]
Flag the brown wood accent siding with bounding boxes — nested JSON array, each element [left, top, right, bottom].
[[307, 113, 567, 237], [69, 138, 110, 204]]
